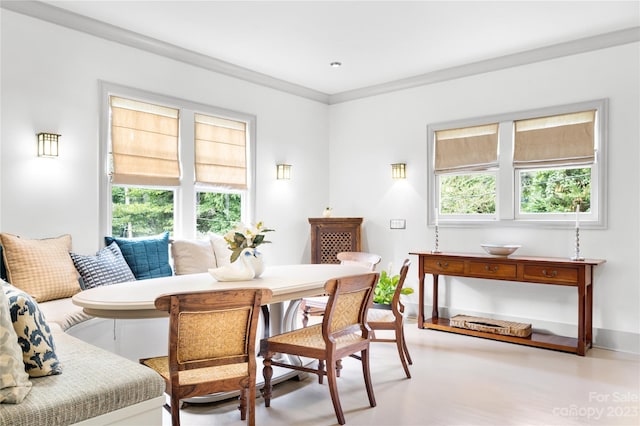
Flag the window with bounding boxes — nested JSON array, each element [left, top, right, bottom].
[[427, 99, 607, 228], [100, 83, 256, 239]]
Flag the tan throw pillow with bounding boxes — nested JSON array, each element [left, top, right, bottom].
[[209, 233, 231, 268], [170, 239, 216, 275], [0, 234, 80, 302]]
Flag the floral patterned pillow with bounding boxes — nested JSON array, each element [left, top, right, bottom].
[[2, 281, 62, 377], [0, 287, 32, 403]]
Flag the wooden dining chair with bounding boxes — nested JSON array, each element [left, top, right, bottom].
[[300, 251, 381, 327], [140, 288, 272, 426], [260, 273, 379, 425], [367, 258, 413, 378]]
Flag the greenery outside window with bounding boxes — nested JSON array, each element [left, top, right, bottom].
[[100, 82, 255, 240], [427, 99, 606, 228]]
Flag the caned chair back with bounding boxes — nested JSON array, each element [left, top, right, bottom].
[[322, 273, 379, 344]]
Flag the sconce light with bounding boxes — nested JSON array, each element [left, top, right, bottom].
[[276, 164, 292, 180], [391, 163, 406, 179], [37, 132, 60, 157]]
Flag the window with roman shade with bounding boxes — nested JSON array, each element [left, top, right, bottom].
[[427, 99, 606, 227], [435, 123, 499, 173], [194, 113, 247, 189], [110, 96, 180, 186], [514, 110, 596, 168]]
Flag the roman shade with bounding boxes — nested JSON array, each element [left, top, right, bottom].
[[513, 110, 596, 168], [434, 123, 499, 173], [194, 113, 247, 189], [110, 96, 180, 186]]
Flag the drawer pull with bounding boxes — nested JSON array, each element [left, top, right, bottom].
[[484, 265, 499, 273], [542, 269, 558, 278], [436, 261, 449, 269]]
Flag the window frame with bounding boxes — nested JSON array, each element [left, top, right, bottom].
[[99, 81, 256, 241], [427, 99, 607, 229]]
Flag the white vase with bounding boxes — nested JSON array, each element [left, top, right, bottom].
[[246, 249, 265, 278]]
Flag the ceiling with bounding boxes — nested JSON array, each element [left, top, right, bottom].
[[6, 1, 640, 102]]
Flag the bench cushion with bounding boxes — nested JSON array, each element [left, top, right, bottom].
[[0, 329, 165, 426]]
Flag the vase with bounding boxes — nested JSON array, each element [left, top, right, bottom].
[[246, 249, 265, 278]]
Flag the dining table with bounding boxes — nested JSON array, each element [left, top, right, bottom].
[[72, 263, 372, 403], [72, 263, 371, 334]]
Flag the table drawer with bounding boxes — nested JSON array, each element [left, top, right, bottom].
[[523, 265, 578, 284], [467, 261, 517, 279], [423, 258, 465, 274]]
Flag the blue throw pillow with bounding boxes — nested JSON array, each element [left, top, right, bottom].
[[104, 232, 173, 280]]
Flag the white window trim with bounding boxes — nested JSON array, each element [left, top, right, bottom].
[[427, 99, 607, 229], [98, 81, 256, 243]]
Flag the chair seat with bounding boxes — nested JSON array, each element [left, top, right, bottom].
[[268, 323, 366, 352], [141, 356, 249, 385], [367, 308, 395, 323]]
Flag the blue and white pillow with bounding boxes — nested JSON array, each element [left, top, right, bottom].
[[0, 286, 32, 403], [71, 242, 136, 289], [105, 232, 172, 280], [1, 281, 62, 377]]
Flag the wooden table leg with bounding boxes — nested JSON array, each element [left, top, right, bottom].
[[432, 274, 440, 320], [417, 271, 425, 329], [577, 280, 586, 356]]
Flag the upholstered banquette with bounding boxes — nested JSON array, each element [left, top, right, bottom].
[[0, 231, 231, 425]]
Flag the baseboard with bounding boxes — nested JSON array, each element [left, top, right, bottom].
[[404, 303, 640, 355]]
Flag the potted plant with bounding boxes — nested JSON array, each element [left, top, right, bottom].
[[373, 268, 413, 309]]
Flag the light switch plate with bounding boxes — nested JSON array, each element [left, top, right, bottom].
[[390, 219, 406, 229]]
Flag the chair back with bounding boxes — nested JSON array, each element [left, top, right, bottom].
[[154, 288, 272, 377], [390, 259, 411, 317], [336, 252, 382, 271], [322, 273, 379, 343]]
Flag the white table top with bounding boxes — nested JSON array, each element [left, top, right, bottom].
[[72, 264, 370, 319]]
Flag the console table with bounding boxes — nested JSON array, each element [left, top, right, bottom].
[[410, 252, 605, 355]]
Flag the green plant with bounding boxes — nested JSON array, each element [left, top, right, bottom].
[[373, 270, 413, 305]]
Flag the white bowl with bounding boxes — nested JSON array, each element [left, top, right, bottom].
[[481, 243, 521, 256]]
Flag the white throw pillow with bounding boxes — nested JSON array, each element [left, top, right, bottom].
[[171, 239, 216, 275]]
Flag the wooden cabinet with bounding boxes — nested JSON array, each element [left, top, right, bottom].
[[411, 251, 606, 355], [309, 218, 362, 264]]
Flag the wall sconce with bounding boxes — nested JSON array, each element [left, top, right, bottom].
[[276, 164, 292, 180], [391, 163, 406, 179], [37, 132, 60, 157]]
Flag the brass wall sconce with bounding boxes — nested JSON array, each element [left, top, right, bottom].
[[276, 164, 292, 180], [391, 163, 406, 179], [37, 132, 60, 157]]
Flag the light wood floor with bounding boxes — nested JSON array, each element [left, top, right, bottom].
[[165, 319, 639, 426]]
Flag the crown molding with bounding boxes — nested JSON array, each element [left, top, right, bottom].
[[329, 26, 640, 104], [3, 1, 639, 106], [1, 0, 330, 104]]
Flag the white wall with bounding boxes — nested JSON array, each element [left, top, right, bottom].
[[0, 10, 329, 265], [329, 43, 640, 352]]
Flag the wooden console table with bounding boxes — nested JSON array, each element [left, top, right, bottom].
[[409, 252, 605, 355]]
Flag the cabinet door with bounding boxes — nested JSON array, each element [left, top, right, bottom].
[[309, 218, 362, 264]]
